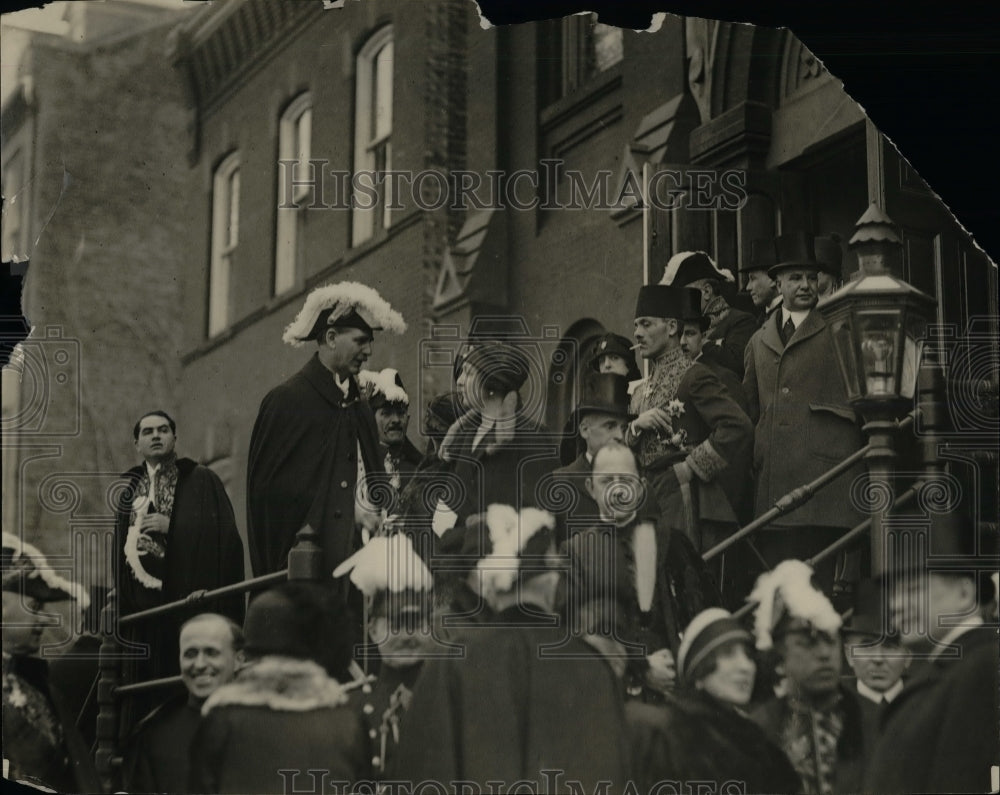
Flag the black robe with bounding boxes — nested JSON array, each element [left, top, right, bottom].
[[246, 353, 382, 577], [389, 606, 632, 791]]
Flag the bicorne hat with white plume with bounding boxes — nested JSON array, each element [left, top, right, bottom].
[[282, 281, 406, 346], [748, 559, 841, 651]]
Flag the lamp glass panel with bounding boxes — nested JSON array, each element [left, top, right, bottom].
[[858, 310, 904, 399], [831, 314, 862, 401]]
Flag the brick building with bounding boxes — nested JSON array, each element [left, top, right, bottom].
[[170, 0, 996, 545], [1, 0, 193, 590]]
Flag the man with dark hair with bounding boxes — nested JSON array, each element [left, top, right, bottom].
[[247, 281, 406, 578], [124, 613, 245, 794], [114, 409, 245, 696], [626, 283, 753, 548], [738, 238, 783, 326]]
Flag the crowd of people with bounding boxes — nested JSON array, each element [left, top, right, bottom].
[[3, 232, 998, 794]]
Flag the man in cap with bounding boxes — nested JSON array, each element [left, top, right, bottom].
[[863, 508, 999, 794], [2, 532, 99, 793], [124, 613, 245, 794], [360, 368, 423, 498], [335, 534, 435, 777], [749, 560, 867, 795], [587, 331, 641, 382], [247, 281, 406, 578], [660, 250, 758, 378], [626, 283, 753, 548], [742, 232, 865, 593], [391, 505, 632, 791], [114, 409, 245, 695], [546, 372, 633, 538]]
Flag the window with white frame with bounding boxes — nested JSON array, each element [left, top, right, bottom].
[[208, 152, 240, 337], [275, 93, 312, 296], [352, 27, 394, 246], [539, 14, 624, 106]]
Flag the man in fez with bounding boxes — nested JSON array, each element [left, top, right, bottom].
[[247, 281, 406, 578]]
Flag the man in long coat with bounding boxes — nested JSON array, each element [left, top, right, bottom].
[[247, 282, 406, 578], [742, 232, 864, 590], [863, 512, 999, 794], [626, 283, 753, 548]]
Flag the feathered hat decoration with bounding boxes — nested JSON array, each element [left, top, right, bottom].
[[332, 534, 432, 599], [475, 504, 556, 596], [282, 281, 406, 347], [2, 531, 90, 608], [659, 251, 735, 286], [748, 559, 841, 651], [358, 368, 409, 406]]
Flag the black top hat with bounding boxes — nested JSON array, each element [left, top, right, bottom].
[[634, 285, 703, 321], [840, 579, 888, 638], [814, 234, 844, 279], [768, 232, 841, 278], [738, 238, 778, 273], [574, 372, 634, 423], [588, 333, 641, 381]]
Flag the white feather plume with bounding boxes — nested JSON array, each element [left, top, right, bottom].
[[358, 368, 409, 405], [332, 534, 432, 598], [2, 531, 90, 608], [476, 504, 556, 596], [748, 559, 841, 651], [659, 250, 736, 286], [282, 281, 406, 347]]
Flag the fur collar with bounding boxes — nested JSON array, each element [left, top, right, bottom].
[[201, 656, 348, 716]]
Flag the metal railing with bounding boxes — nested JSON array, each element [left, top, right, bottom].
[[94, 525, 326, 793]]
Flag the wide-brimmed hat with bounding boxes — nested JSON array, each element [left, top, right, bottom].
[[839, 579, 887, 638], [2, 532, 89, 607], [659, 251, 735, 287], [282, 281, 406, 346], [634, 285, 703, 321], [768, 232, 840, 279]]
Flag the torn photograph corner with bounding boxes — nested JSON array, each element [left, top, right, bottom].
[[1, 1, 997, 794]]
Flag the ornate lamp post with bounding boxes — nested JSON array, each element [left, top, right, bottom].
[[817, 203, 937, 574]]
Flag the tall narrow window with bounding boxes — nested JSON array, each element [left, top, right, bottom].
[[352, 27, 394, 246], [275, 93, 312, 296], [539, 14, 624, 106], [209, 152, 240, 337]]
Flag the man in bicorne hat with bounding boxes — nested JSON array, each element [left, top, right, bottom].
[[626, 283, 753, 548], [660, 250, 757, 378], [2, 532, 99, 793], [359, 368, 423, 499], [546, 372, 634, 539], [247, 282, 406, 578], [742, 232, 865, 594]]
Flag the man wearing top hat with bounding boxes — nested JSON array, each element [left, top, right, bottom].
[[2, 532, 100, 793], [546, 372, 633, 538], [659, 250, 757, 379], [625, 283, 753, 547], [863, 508, 1000, 794], [739, 238, 783, 327], [742, 232, 865, 592], [247, 282, 406, 578]]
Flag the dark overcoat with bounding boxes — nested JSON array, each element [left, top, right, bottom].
[[706, 306, 759, 378], [743, 309, 865, 529], [246, 353, 382, 576], [547, 452, 601, 538], [863, 626, 1000, 794], [389, 608, 632, 791]]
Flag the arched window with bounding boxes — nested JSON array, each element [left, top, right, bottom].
[[275, 92, 312, 295], [208, 151, 240, 336], [352, 26, 394, 246]]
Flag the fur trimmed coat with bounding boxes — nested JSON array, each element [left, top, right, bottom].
[[190, 656, 370, 794], [628, 691, 801, 794]]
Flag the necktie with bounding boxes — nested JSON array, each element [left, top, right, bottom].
[[781, 317, 796, 346]]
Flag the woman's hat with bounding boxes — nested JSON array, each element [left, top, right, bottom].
[[677, 607, 752, 684]]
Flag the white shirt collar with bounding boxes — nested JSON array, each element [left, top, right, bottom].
[[928, 614, 984, 661], [856, 677, 904, 704], [334, 374, 351, 398], [781, 307, 810, 328], [585, 451, 594, 464], [145, 460, 161, 480]]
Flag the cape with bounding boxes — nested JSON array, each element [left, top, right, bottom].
[[246, 353, 382, 576], [389, 609, 632, 790]]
